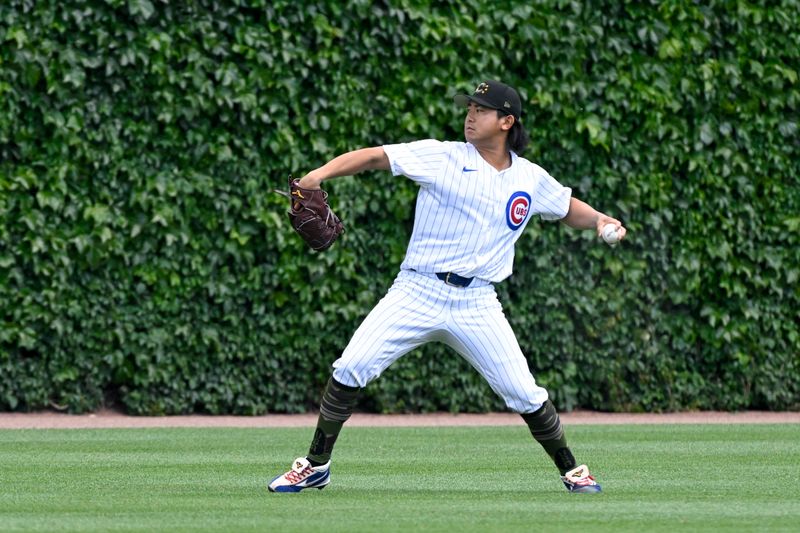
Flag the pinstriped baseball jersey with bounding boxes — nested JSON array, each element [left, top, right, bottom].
[[382, 140, 571, 282]]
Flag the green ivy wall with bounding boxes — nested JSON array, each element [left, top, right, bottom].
[[1, 0, 798, 414]]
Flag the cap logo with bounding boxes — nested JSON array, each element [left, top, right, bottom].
[[504, 101, 511, 108], [475, 82, 489, 94]]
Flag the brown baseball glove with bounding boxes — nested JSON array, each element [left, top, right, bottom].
[[274, 176, 344, 251]]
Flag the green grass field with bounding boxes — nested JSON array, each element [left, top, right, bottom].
[[1, 424, 798, 532]]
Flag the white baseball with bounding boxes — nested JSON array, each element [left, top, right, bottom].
[[601, 223, 620, 245]]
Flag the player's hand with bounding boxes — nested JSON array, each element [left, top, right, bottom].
[[596, 216, 627, 241], [297, 173, 323, 190]]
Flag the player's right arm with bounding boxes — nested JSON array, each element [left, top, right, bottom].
[[297, 147, 390, 190]]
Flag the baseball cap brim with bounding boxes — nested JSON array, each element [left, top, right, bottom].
[[453, 94, 492, 109], [453, 94, 514, 115]]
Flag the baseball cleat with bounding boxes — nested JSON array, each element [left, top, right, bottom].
[[268, 457, 331, 493], [561, 464, 602, 493]]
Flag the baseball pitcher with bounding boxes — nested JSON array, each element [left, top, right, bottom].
[[271, 80, 627, 493]]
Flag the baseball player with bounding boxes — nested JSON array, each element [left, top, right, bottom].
[[269, 80, 626, 494]]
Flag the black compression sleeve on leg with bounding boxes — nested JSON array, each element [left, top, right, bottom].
[[520, 400, 577, 475], [307, 377, 360, 465], [318, 377, 360, 423]]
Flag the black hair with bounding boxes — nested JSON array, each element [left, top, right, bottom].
[[507, 120, 530, 154], [497, 110, 530, 154]]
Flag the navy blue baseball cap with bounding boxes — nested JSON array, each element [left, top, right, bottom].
[[454, 80, 522, 119]]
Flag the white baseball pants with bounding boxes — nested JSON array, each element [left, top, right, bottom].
[[332, 270, 549, 413]]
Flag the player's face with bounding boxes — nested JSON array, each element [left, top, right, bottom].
[[464, 102, 513, 145]]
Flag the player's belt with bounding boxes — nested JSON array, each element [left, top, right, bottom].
[[435, 272, 474, 288]]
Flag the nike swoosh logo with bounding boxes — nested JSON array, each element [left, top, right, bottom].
[[462, 167, 477, 172]]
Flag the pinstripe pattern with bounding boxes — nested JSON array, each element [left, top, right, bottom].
[[332, 270, 548, 413], [333, 272, 449, 388], [383, 140, 571, 283], [442, 288, 549, 413]]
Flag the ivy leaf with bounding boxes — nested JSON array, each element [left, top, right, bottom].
[[128, 0, 155, 20]]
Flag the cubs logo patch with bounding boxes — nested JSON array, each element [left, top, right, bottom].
[[505, 191, 531, 230]]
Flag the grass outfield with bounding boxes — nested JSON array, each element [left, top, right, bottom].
[[1, 424, 798, 532]]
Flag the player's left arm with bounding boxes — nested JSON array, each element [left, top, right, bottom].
[[561, 197, 627, 240]]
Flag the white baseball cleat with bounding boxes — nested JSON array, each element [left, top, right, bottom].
[[561, 464, 602, 493], [268, 457, 331, 493]]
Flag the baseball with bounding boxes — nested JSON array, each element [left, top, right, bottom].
[[601, 223, 620, 245]]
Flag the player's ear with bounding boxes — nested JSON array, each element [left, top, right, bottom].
[[501, 115, 515, 131]]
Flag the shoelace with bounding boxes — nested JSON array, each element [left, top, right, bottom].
[[284, 465, 314, 484], [572, 475, 597, 486]]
